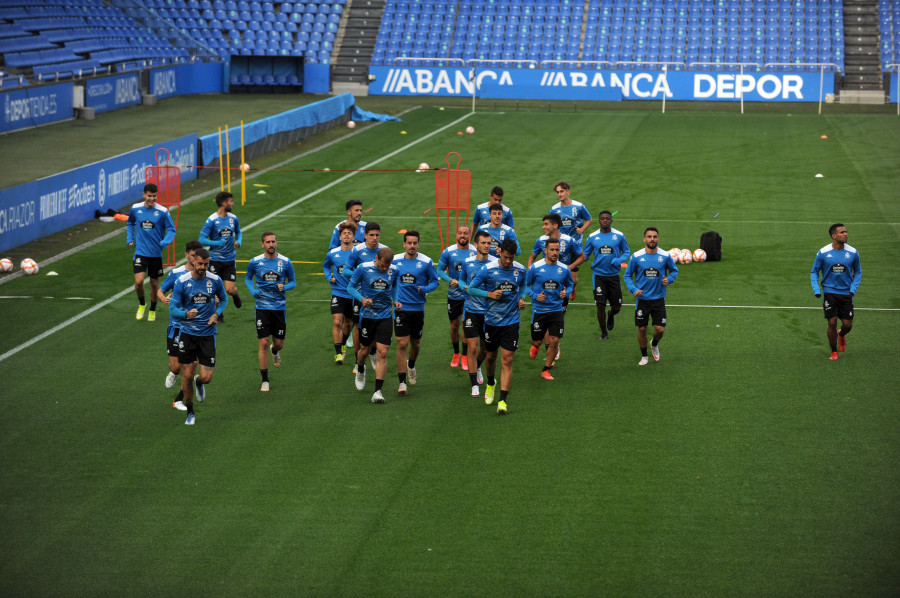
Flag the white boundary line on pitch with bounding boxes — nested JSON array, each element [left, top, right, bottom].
[[0, 110, 473, 365]]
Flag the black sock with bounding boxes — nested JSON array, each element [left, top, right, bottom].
[[149, 301, 157, 311], [452, 341, 460, 354], [500, 390, 508, 402], [542, 366, 550, 372], [651, 339, 659, 347], [271, 345, 279, 355], [334, 343, 343, 354], [186, 401, 194, 414], [358, 362, 366, 373], [469, 372, 478, 385], [477, 358, 484, 368], [399, 372, 407, 384], [487, 375, 496, 386], [341, 332, 349, 345], [233, 293, 242, 308], [174, 389, 184, 401], [838, 329, 845, 337], [641, 347, 648, 356], [138, 297, 145, 306], [375, 379, 384, 392], [408, 359, 416, 369], [261, 369, 269, 382], [830, 344, 838, 352]]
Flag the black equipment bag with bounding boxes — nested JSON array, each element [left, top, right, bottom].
[[700, 231, 722, 261]]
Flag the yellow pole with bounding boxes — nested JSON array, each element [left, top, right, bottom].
[[240, 120, 246, 206], [217, 127, 224, 192], [225, 124, 231, 192]]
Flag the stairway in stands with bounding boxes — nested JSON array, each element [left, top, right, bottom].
[[332, 0, 384, 94]]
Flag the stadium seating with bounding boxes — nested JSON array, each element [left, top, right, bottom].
[[878, 0, 899, 72]]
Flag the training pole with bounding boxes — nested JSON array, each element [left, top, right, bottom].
[[240, 120, 246, 206], [217, 127, 224, 191], [225, 124, 231, 192]]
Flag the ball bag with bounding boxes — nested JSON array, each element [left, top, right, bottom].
[[700, 231, 722, 261]]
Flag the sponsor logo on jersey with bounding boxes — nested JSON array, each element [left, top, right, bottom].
[[831, 263, 846, 274], [191, 293, 209, 304], [263, 271, 279, 282], [543, 280, 559, 290], [401, 273, 417, 284], [644, 268, 659, 278], [141, 220, 155, 229], [372, 278, 388, 290], [498, 281, 515, 293], [600, 245, 613, 254]]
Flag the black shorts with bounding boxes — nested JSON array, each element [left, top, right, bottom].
[[823, 293, 854, 320], [593, 275, 623, 309], [167, 327, 181, 357], [133, 255, 164, 278], [394, 310, 425, 339], [359, 317, 392, 347], [530, 311, 565, 341], [256, 309, 286, 339], [484, 323, 520, 353], [447, 298, 465, 321], [463, 311, 486, 340], [208, 260, 236, 282], [178, 332, 216, 367], [330, 294, 356, 319], [635, 298, 667, 328]]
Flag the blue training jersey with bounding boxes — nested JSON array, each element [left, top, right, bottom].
[[393, 252, 439, 311], [344, 242, 389, 278], [169, 271, 227, 337], [525, 259, 575, 314], [437, 243, 476, 301], [347, 261, 400, 320], [472, 202, 515, 228], [468, 259, 527, 327], [477, 223, 520, 257], [583, 228, 631, 276], [323, 246, 354, 299], [199, 212, 242, 262], [160, 264, 189, 336], [550, 200, 592, 244], [126, 202, 177, 259], [460, 255, 498, 315], [530, 233, 582, 266], [328, 219, 367, 249], [810, 243, 861, 295], [624, 249, 679, 302], [245, 253, 297, 311]]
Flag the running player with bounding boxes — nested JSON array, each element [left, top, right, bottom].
[[477, 203, 520, 258], [329, 199, 367, 248], [624, 227, 678, 366], [526, 213, 582, 270], [810, 223, 862, 360], [344, 221, 389, 369], [245, 231, 297, 391], [436, 225, 476, 370], [126, 182, 177, 322], [458, 230, 496, 397], [471, 186, 515, 229], [550, 181, 592, 298], [323, 222, 358, 365], [525, 238, 574, 380], [199, 191, 243, 321]]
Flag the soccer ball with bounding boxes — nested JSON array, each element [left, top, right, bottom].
[[347, 120, 356, 129], [0, 257, 12, 272], [669, 248, 680, 261], [416, 162, 430, 172], [240, 163, 250, 172], [20, 258, 39, 275], [693, 248, 707, 262], [465, 126, 475, 134], [680, 249, 693, 264]]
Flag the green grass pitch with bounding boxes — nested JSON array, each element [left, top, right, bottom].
[[1, 101, 898, 596]]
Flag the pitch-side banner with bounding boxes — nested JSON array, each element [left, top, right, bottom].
[[85, 72, 142, 114], [0, 134, 197, 252], [0, 82, 74, 133], [149, 63, 226, 99], [369, 66, 833, 102]]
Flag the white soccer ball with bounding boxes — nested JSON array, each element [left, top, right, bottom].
[[680, 249, 693, 264], [465, 126, 475, 134], [416, 162, 430, 172], [0, 257, 12, 272], [693, 248, 707, 262], [20, 258, 39, 275], [347, 120, 356, 129], [669, 248, 680, 262], [240, 163, 250, 172]]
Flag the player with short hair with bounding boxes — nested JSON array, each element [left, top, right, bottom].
[[436, 225, 476, 370], [168, 248, 228, 425], [525, 238, 574, 380], [344, 222, 390, 369], [199, 191, 243, 321], [527, 213, 582, 270], [127, 182, 177, 322], [458, 230, 496, 397], [550, 181, 592, 298], [477, 203, 520, 258], [392, 230, 440, 395], [810, 223, 862, 360], [245, 231, 297, 391], [466, 238, 527, 415], [572, 209, 631, 340], [624, 227, 678, 366], [472, 185, 515, 229], [324, 221, 358, 365], [348, 247, 401, 403], [329, 199, 367, 248]]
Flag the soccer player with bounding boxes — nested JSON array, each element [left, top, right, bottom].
[[466, 238, 527, 415], [245, 231, 297, 391], [347, 247, 401, 403], [323, 222, 358, 365], [168, 248, 228, 425], [573, 210, 631, 340], [344, 221, 390, 367], [329, 199, 367, 248], [477, 203, 520, 258], [527, 213, 582, 270], [157, 239, 203, 411], [126, 182, 177, 322], [458, 230, 497, 397], [525, 238, 574, 380], [550, 181, 592, 298], [810, 223, 862, 360], [199, 191, 243, 321], [624, 227, 678, 366], [472, 186, 515, 229], [436, 225, 476, 370], [392, 230, 440, 394]]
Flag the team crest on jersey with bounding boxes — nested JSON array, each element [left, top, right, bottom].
[[206, 280, 213, 292], [465, 318, 472, 326], [612, 234, 618, 240], [657, 256, 664, 263], [331, 297, 338, 305], [844, 252, 850, 259], [257, 319, 263, 327], [135, 257, 142, 264], [637, 309, 643, 317], [416, 262, 422, 269]]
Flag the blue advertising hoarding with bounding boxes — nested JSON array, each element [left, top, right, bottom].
[[369, 66, 834, 103], [149, 62, 226, 99], [1, 82, 74, 133], [0, 134, 197, 252], [85, 72, 142, 114]]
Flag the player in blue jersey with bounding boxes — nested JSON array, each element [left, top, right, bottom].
[[436, 225, 476, 370], [527, 213, 583, 269], [471, 186, 515, 229], [571, 210, 631, 340], [466, 238, 527, 415], [624, 227, 678, 366], [392, 230, 440, 395], [126, 183, 177, 322], [157, 239, 203, 411], [245, 231, 297, 392], [348, 247, 401, 403], [324, 222, 358, 365], [810, 223, 862, 360], [550, 181, 592, 299], [525, 238, 574, 380], [168, 248, 228, 425], [329, 199, 367, 249], [459, 231, 496, 397], [344, 221, 389, 276], [199, 191, 243, 322], [477, 202, 520, 258]]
